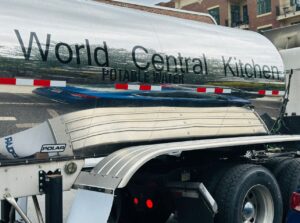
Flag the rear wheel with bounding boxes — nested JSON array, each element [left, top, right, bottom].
[[214, 164, 283, 223], [265, 158, 300, 220], [264, 157, 292, 175]]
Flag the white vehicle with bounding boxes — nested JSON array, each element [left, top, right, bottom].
[[0, 0, 300, 223]]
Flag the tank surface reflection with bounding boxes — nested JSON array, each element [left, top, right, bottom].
[[0, 0, 285, 140]]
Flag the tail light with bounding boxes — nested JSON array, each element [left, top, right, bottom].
[[291, 192, 300, 211], [146, 199, 154, 209], [133, 197, 139, 205]]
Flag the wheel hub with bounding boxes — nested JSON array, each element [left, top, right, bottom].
[[242, 201, 255, 221], [241, 185, 274, 223]]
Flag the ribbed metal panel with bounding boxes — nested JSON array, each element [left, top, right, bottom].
[[51, 107, 268, 153]]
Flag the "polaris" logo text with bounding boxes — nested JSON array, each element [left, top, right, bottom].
[[4, 137, 18, 158], [41, 144, 66, 153]]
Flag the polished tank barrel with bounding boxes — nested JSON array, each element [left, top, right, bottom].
[[0, 0, 284, 86], [0, 0, 287, 159]]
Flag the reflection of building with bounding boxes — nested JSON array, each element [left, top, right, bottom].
[[94, 0, 215, 24], [158, 0, 300, 32], [277, 0, 300, 26]]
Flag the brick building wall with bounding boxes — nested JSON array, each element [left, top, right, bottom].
[[160, 0, 283, 31], [246, 0, 280, 30], [93, 0, 215, 24], [181, 1, 229, 26], [159, 0, 175, 8]]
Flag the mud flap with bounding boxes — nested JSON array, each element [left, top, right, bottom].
[[67, 189, 114, 223]]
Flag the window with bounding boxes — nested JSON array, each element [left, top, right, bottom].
[[257, 0, 271, 15], [231, 5, 241, 27], [290, 0, 300, 6], [243, 5, 249, 24], [291, 0, 295, 6], [291, 0, 300, 10], [208, 7, 220, 25]]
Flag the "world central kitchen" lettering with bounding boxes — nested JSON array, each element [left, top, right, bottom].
[[14, 30, 281, 80]]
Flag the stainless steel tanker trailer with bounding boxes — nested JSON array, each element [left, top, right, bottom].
[[0, 0, 300, 222]]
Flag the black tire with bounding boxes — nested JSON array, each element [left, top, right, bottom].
[[270, 158, 300, 220], [202, 163, 234, 195], [214, 164, 283, 223], [264, 156, 293, 175]]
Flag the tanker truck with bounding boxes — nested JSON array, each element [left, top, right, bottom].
[[0, 0, 300, 223]]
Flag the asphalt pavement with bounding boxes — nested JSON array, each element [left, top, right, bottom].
[[0, 85, 81, 138]]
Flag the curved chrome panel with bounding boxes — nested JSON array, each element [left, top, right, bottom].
[[0, 0, 284, 86], [0, 0, 286, 158], [84, 134, 300, 189]]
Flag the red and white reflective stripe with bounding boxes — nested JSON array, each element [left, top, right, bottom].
[[258, 90, 285, 96], [0, 78, 66, 87], [197, 87, 232, 94], [115, 83, 162, 91]]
